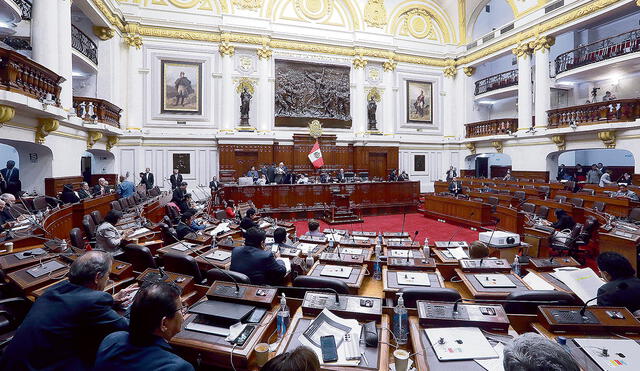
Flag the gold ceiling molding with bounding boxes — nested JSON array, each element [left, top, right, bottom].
[[505, 0, 547, 19], [401, 9, 436, 40], [364, 0, 387, 29], [92, 0, 126, 32], [457, 0, 466, 45], [443, 58, 456, 77], [512, 42, 532, 59], [124, 23, 143, 48], [233, 0, 264, 10], [35, 118, 59, 144], [529, 35, 555, 52], [389, 3, 452, 44]]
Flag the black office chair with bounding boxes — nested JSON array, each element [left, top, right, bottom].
[[538, 186, 550, 198], [122, 244, 157, 272], [126, 196, 136, 209], [550, 223, 583, 257], [82, 215, 97, 241], [503, 290, 576, 314], [628, 208, 640, 223], [513, 191, 526, 201], [163, 252, 203, 283], [577, 188, 595, 196], [553, 195, 567, 203], [0, 297, 32, 347], [569, 198, 584, 208], [521, 203, 536, 214], [535, 205, 549, 219], [32, 196, 48, 212], [90, 210, 103, 226], [118, 198, 130, 212], [132, 193, 142, 205], [592, 201, 605, 213], [287, 276, 350, 299], [111, 200, 122, 211], [397, 287, 461, 308], [69, 227, 87, 250], [206, 269, 251, 285]]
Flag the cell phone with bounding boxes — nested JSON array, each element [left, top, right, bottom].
[[320, 335, 338, 363]]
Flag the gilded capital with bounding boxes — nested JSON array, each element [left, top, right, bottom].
[[598, 130, 616, 149], [463, 67, 475, 77], [123, 33, 143, 49], [443, 58, 457, 78], [87, 131, 103, 149], [512, 43, 533, 59], [491, 140, 503, 153], [382, 59, 397, 72], [0, 105, 15, 126], [256, 46, 272, 60], [353, 56, 368, 69], [551, 135, 566, 151], [35, 118, 59, 144], [529, 35, 556, 52], [106, 136, 119, 151], [464, 142, 476, 154], [93, 26, 115, 41], [219, 42, 235, 57]]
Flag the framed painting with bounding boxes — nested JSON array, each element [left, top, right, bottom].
[[161, 60, 202, 114], [172, 153, 191, 175], [414, 155, 426, 172], [406, 80, 433, 123]]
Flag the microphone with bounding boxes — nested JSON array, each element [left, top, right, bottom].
[[486, 217, 501, 247], [400, 209, 407, 235], [579, 282, 628, 317], [268, 285, 340, 307], [479, 258, 483, 267], [445, 230, 458, 248], [408, 231, 419, 264]]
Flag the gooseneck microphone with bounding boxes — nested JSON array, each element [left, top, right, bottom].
[[579, 282, 629, 317]]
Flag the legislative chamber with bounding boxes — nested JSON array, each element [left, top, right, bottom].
[[2, 0, 640, 370]]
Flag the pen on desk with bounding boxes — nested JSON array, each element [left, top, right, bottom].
[[360, 352, 368, 366]]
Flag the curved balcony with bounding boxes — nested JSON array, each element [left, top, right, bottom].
[[465, 119, 518, 138], [0, 47, 62, 105], [73, 97, 122, 128], [71, 25, 98, 65], [555, 28, 640, 76], [474, 70, 518, 96], [547, 99, 640, 129], [12, 0, 31, 20]]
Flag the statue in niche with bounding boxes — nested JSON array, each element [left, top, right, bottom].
[[367, 96, 377, 131], [239, 88, 252, 126]]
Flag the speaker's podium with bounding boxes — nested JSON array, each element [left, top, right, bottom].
[[323, 188, 363, 225]]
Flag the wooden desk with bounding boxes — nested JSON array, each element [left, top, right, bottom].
[[157, 241, 209, 257], [382, 267, 444, 299], [467, 191, 516, 207], [307, 262, 366, 295], [0, 247, 56, 272], [556, 190, 639, 217], [6, 258, 70, 293], [194, 248, 232, 271], [599, 229, 640, 273], [423, 195, 492, 227], [455, 269, 530, 300], [494, 205, 525, 235]]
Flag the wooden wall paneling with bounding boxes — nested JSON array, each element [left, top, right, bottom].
[[511, 170, 549, 182]]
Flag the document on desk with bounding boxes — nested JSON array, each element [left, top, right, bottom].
[[551, 267, 604, 305], [475, 274, 517, 288], [320, 265, 352, 278], [171, 242, 198, 252], [339, 248, 363, 255], [397, 272, 431, 286], [522, 272, 555, 291], [425, 327, 498, 361], [390, 250, 410, 258], [448, 247, 469, 260], [128, 227, 151, 239], [208, 223, 230, 236], [475, 343, 505, 371], [277, 257, 291, 273], [205, 250, 232, 261], [351, 236, 370, 242], [299, 308, 361, 366], [259, 221, 271, 229], [574, 338, 640, 370], [297, 243, 317, 254], [325, 233, 342, 242]]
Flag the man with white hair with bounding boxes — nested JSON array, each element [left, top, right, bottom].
[[0, 193, 17, 222], [92, 178, 110, 196], [503, 332, 579, 371], [0, 199, 7, 230]]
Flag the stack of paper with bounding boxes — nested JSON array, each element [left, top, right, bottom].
[[390, 250, 410, 258], [522, 272, 555, 291], [208, 223, 230, 236], [551, 267, 604, 305], [297, 243, 317, 254], [448, 247, 469, 260]]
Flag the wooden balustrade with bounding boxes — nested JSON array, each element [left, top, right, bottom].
[[465, 118, 518, 138], [73, 97, 123, 128], [0, 48, 62, 105], [547, 98, 640, 129]]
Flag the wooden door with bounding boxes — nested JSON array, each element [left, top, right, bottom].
[[235, 151, 259, 177], [369, 153, 387, 179]]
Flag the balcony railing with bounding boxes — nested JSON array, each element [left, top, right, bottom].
[[474, 69, 518, 96], [465, 119, 518, 138], [0, 47, 62, 105], [547, 99, 640, 129], [74, 97, 122, 128], [555, 28, 640, 75], [71, 25, 98, 65], [12, 0, 31, 20]]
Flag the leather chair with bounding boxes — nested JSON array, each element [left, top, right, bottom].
[[521, 203, 536, 214], [0, 297, 32, 339], [163, 252, 203, 283], [628, 208, 640, 223], [534, 205, 549, 219], [553, 195, 567, 203], [504, 290, 576, 314], [110, 200, 122, 211], [82, 215, 97, 241], [118, 198, 129, 211], [550, 223, 583, 256], [513, 191, 526, 201], [397, 287, 461, 308], [577, 188, 595, 196], [122, 244, 157, 271], [593, 201, 606, 213], [569, 198, 584, 208], [206, 269, 251, 285], [286, 276, 350, 299], [573, 216, 600, 263], [538, 186, 550, 198], [126, 196, 136, 208], [132, 193, 141, 205], [149, 187, 161, 197], [90, 210, 103, 226], [166, 205, 180, 223], [69, 227, 86, 250], [32, 196, 48, 212]]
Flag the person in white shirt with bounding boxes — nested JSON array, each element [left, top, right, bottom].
[[599, 169, 614, 187], [612, 184, 639, 201], [95, 210, 131, 256], [297, 174, 309, 184], [256, 174, 267, 186]]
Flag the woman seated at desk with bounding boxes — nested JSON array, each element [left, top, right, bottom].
[[96, 210, 131, 256], [549, 209, 576, 230]]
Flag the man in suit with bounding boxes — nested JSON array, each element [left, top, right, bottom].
[[141, 168, 154, 190], [170, 169, 183, 190], [445, 166, 457, 182], [0, 193, 18, 222], [239, 208, 257, 231], [230, 227, 287, 285], [92, 178, 111, 196], [0, 160, 21, 196], [175, 211, 197, 240], [448, 177, 462, 196], [94, 282, 194, 371], [596, 252, 640, 312], [337, 168, 345, 183], [266, 163, 276, 184], [1, 251, 128, 370], [172, 182, 189, 212], [77, 182, 92, 199]]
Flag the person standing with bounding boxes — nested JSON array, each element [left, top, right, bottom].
[[599, 169, 614, 187], [247, 166, 259, 183], [117, 175, 135, 198], [337, 169, 345, 183], [169, 169, 183, 190], [0, 160, 21, 196], [141, 168, 154, 190], [586, 164, 602, 184], [445, 166, 457, 182], [172, 182, 189, 212], [274, 162, 287, 184], [266, 163, 276, 184]]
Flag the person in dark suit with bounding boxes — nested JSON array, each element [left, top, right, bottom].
[[266, 163, 276, 184], [92, 178, 111, 196], [336, 168, 345, 183], [272, 227, 295, 251], [60, 183, 80, 204], [175, 211, 196, 240], [0, 251, 128, 370], [172, 182, 189, 212], [77, 182, 92, 199], [596, 252, 640, 312], [170, 169, 183, 190], [240, 208, 257, 230], [448, 178, 462, 196], [94, 282, 194, 371], [551, 209, 576, 230], [0, 160, 21, 196], [140, 168, 154, 190], [230, 227, 287, 285], [209, 176, 220, 193]]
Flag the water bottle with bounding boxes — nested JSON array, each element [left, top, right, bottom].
[[556, 336, 572, 356], [393, 293, 408, 345], [423, 238, 430, 258], [512, 255, 521, 277], [373, 255, 382, 280], [59, 239, 68, 252], [276, 294, 290, 340]]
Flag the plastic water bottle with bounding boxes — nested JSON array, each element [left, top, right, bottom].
[[556, 336, 572, 355], [276, 294, 290, 340], [393, 293, 408, 345], [512, 255, 521, 277], [373, 255, 382, 280], [423, 238, 430, 258]]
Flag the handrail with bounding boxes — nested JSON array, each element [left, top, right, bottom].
[[71, 25, 98, 65], [474, 69, 518, 96], [465, 118, 518, 138], [555, 28, 640, 75], [73, 96, 122, 128], [547, 98, 640, 128], [12, 0, 31, 20], [0, 47, 63, 104]]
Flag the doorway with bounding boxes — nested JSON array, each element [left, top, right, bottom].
[[81, 156, 92, 184], [369, 153, 388, 178], [475, 157, 488, 178]]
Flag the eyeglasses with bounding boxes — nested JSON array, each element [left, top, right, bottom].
[[175, 305, 189, 316]]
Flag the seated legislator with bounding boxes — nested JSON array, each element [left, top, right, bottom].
[[78, 182, 93, 199], [0, 193, 18, 221], [256, 174, 267, 185], [96, 210, 129, 256], [448, 178, 462, 196], [247, 166, 260, 183], [503, 332, 579, 371], [551, 209, 576, 230], [230, 227, 286, 285], [94, 282, 194, 371], [273, 227, 295, 251], [225, 200, 237, 219], [240, 208, 257, 230], [262, 346, 320, 371], [0, 199, 8, 229], [60, 183, 80, 204], [596, 252, 640, 312], [175, 211, 197, 240], [469, 241, 490, 259], [612, 184, 639, 201], [304, 220, 324, 238], [172, 182, 189, 212], [92, 178, 111, 196], [0, 251, 128, 370]]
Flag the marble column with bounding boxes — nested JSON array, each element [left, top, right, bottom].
[[257, 46, 272, 132], [460, 67, 476, 138], [353, 56, 367, 134], [31, 0, 59, 74], [382, 60, 396, 134], [442, 70, 457, 138], [513, 44, 533, 131], [532, 36, 555, 129], [57, 0, 73, 111], [220, 43, 235, 132], [125, 30, 143, 130]]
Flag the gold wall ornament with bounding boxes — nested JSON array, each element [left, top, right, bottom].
[[219, 42, 235, 56], [35, 118, 59, 144], [87, 131, 103, 149], [529, 35, 555, 52], [463, 67, 475, 77], [294, 0, 333, 21], [106, 136, 119, 151], [367, 87, 381, 102], [256, 46, 272, 60], [464, 142, 476, 155], [443, 58, 457, 78], [308, 119, 322, 138], [235, 77, 256, 94], [382, 59, 397, 72], [364, 0, 387, 29], [92, 0, 125, 32], [401, 8, 436, 40], [123, 33, 143, 49], [511, 43, 532, 59], [232, 0, 263, 10], [0, 105, 15, 126], [551, 135, 566, 151], [93, 26, 115, 40], [491, 140, 503, 153], [598, 130, 616, 149], [353, 55, 367, 69]]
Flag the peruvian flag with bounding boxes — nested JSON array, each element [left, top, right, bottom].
[[308, 140, 324, 168]]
